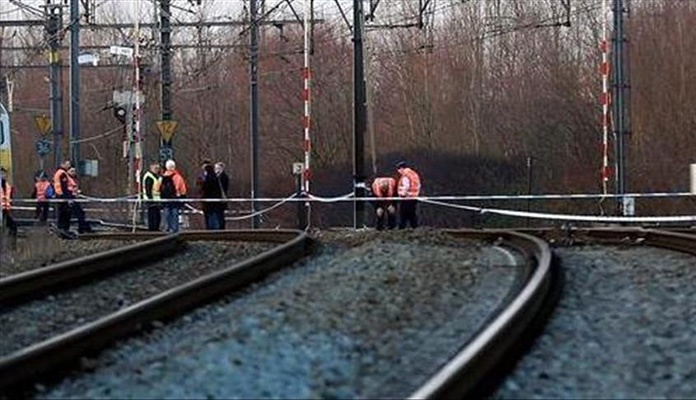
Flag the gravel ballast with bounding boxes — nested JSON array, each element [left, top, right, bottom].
[[0, 227, 138, 278], [495, 244, 696, 399], [0, 241, 278, 357], [40, 229, 524, 399]]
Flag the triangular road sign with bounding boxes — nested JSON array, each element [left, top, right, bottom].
[[34, 115, 52, 135], [156, 120, 178, 142]]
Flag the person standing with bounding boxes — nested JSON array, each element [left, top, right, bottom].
[[214, 162, 229, 230], [141, 163, 162, 231], [396, 161, 421, 229], [161, 159, 188, 233], [370, 176, 397, 230], [67, 166, 92, 234], [198, 160, 220, 230], [53, 160, 73, 235], [31, 171, 53, 224], [0, 167, 18, 237]]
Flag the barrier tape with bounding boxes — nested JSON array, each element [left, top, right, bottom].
[[9, 191, 696, 225], [420, 198, 696, 224], [9, 191, 696, 204]]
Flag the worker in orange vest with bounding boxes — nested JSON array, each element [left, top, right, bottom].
[[0, 167, 18, 237], [53, 160, 73, 234], [370, 176, 397, 230], [67, 166, 92, 234], [396, 161, 421, 229], [161, 159, 188, 233], [31, 171, 54, 223]]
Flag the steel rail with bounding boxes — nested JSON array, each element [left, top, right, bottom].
[[409, 229, 559, 399], [0, 229, 311, 394], [0, 234, 181, 308]]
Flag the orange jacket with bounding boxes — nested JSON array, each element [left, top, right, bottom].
[[163, 169, 188, 197], [397, 167, 421, 198], [67, 174, 79, 196], [371, 177, 396, 198], [53, 168, 68, 196], [0, 182, 12, 211], [34, 181, 51, 201]]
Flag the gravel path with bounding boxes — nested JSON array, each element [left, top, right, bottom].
[[39, 229, 524, 399], [0, 241, 277, 357], [494, 244, 696, 399]]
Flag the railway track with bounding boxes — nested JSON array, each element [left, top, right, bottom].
[[0, 228, 557, 398], [0, 230, 312, 394], [3, 226, 692, 398]]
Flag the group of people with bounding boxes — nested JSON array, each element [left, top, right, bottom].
[[1, 158, 418, 237], [369, 160, 422, 230], [141, 159, 229, 232], [51, 160, 92, 237]]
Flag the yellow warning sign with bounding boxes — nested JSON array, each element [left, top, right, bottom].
[[34, 115, 52, 135], [156, 120, 178, 142]]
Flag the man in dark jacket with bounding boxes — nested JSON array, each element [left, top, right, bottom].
[[214, 162, 229, 229], [198, 161, 222, 230]]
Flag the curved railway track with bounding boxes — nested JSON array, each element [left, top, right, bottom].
[[494, 227, 696, 399], [0, 228, 557, 398], [3, 227, 692, 398]]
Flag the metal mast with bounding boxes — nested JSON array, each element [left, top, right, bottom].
[[611, 0, 631, 215], [353, 0, 367, 229], [45, 2, 64, 168], [159, 0, 174, 162], [69, 0, 80, 167], [249, 0, 260, 228]]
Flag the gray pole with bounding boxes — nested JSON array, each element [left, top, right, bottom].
[[249, 0, 260, 229], [159, 0, 174, 162], [611, 0, 630, 214], [69, 0, 80, 168], [353, 0, 367, 229], [47, 5, 64, 168]]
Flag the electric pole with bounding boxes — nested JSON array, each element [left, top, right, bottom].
[[69, 0, 81, 167], [250, 0, 260, 229], [611, 0, 631, 215], [44, 2, 65, 169], [353, 0, 367, 229], [157, 0, 175, 163]]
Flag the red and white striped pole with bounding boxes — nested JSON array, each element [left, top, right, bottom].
[[302, 0, 312, 194], [600, 0, 612, 195]]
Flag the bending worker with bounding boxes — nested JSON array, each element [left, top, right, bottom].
[[396, 161, 421, 229], [370, 176, 397, 230]]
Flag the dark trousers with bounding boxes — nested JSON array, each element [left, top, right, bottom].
[[147, 203, 161, 231], [72, 202, 91, 233], [213, 208, 226, 230], [398, 199, 419, 229], [374, 202, 397, 230], [2, 210, 18, 237], [35, 201, 49, 223], [57, 201, 71, 231]]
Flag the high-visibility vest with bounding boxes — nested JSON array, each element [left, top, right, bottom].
[[67, 174, 78, 196], [371, 177, 396, 198], [142, 171, 161, 200], [35, 181, 51, 201], [53, 168, 68, 196], [0, 183, 12, 211], [397, 168, 421, 198]]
